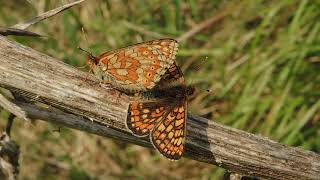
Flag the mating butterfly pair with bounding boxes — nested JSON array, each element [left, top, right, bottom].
[[85, 39, 193, 160]]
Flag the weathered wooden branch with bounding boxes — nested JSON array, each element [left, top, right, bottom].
[[0, 36, 319, 179]]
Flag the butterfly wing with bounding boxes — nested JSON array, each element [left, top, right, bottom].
[[93, 39, 178, 93], [126, 101, 170, 137], [155, 62, 185, 89], [150, 100, 187, 160]]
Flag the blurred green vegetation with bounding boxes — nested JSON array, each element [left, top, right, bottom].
[[0, 0, 319, 179]]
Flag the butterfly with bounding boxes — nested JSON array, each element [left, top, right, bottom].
[[127, 62, 194, 160], [85, 39, 179, 93], [83, 39, 193, 160]]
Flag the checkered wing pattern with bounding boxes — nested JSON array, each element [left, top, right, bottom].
[[88, 39, 179, 93], [150, 101, 187, 160], [127, 101, 168, 137]]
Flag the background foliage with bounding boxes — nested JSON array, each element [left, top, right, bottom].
[[0, 0, 319, 179]]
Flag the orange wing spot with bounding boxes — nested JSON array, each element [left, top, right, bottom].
[[151, 110, 165, 117], [169, 145, 174, 151], [140, 123, 149, 129], [101, 58, 110, 67], [132, 110, 140, 116], [142, 79, 150, 87], [173, 146, 179, 152], [138, 47, 150, 56], [177, 138, 183, 146], [147, 124, 154, 130], [134, 116, 140, 122], [150, 65, 157, 70], [164, 118, 171, 126], [174, 138, 179, 145], [159, 143, 165, 149], [148, 55, 155, 60], [162, 47, 169, 52], [155, 140, 161, 145], [160, 41, 168, 46], [166, 125, 173, 132], [168, 131, 174, 138], [178, 107, 184, 113], [154, 131, 160, 137], [145, 71, 155, 79], [164, 139, 169, 145], [118, 50, 127, 68], [158, 124, 166, 132], [142, 50, 149, 56], [171, 151, 175, 156], [159, 133, 166, 140], [176, 112, 184, 119], [175, 119, 184, 127], [167, 114, 175, 121], [135, 122, 142, 127], [175, 130, 180, 137], [131, 102, 138, 109], [126, 69, 140, 81]]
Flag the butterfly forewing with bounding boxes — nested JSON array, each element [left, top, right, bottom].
[[92, 39, 178, 93], [150, 101, 187, 160]]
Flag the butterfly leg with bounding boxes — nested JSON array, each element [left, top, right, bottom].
[[99, 82, 113, 90]]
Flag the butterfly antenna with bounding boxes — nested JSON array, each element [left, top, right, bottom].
[[193, 56, 208, 71], [78, 46, 95, 59], [81, 27, 90, 47], [189, 56, 213, 93]]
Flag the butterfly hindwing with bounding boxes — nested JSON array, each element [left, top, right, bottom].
[[127, 101, 169, 137], [150, 100, 187, 160]]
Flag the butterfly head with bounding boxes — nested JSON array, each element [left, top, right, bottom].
[[186, 86, 196, 96], [78, 47, 99, 66]]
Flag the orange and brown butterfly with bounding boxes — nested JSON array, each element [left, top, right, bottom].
[[81, 39, 193, 160], [82, 39, 179, 93], [127, 62, 195, 160]]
